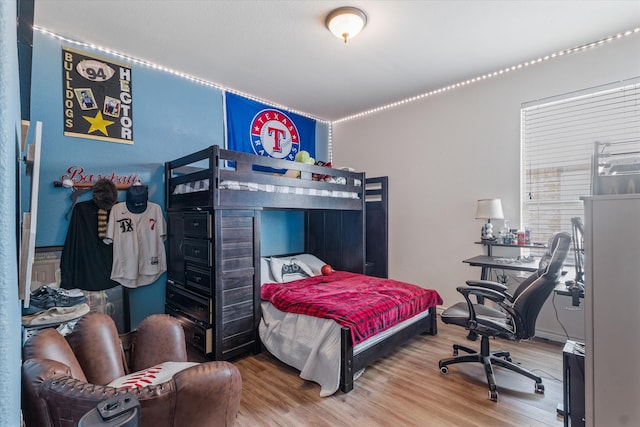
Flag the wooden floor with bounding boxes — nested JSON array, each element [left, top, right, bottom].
[[207, 317, 567, 427]]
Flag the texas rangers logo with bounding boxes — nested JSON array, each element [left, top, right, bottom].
[[250, 109, 300, 160]]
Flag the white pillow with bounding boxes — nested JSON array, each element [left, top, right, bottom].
[[107, 361, 198, 389], [269, 257, 314, 283], [260, 257, 275, 285], [292, 254, 327, 275]]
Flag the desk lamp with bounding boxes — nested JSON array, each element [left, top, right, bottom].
[[476, 198, 504, 240]]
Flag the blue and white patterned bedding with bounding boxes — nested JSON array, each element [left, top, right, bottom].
[[172, 179, 361, 199]]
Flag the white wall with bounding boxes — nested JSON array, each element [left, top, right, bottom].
[[332, 34, 640, 342]]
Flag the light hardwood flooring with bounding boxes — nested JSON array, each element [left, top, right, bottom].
[[200, 317, 568, 427]]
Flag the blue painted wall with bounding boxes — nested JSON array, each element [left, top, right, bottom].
[[1, 1, 23, 424], [27, 31, 328, 327], [261, 210, 305, 256]]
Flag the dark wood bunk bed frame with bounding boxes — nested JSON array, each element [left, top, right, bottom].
[[164, 145, 437, 393]]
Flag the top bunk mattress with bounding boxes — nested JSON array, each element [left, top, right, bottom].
[[172, 177, 361, 199]]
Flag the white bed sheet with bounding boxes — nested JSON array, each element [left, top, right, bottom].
[[259, 301, 432, 397], [259, 301, 342, 397]]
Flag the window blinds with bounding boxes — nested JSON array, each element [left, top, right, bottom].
[[521, 78, 640, 243]]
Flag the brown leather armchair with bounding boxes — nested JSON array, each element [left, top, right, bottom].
[[22, 312, 242, 427]]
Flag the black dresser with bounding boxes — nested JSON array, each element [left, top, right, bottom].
[[165, 209, 260, 360]]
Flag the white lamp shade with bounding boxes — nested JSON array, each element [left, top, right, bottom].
[[326, 7, 367, 43], [475, 198, 504, 220]]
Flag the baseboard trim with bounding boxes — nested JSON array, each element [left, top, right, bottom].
[[535, 329, 584, 344]]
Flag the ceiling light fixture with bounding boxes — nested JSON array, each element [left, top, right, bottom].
[[325, 7, 367, 43]]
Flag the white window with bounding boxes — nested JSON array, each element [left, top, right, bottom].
[[521, 78, 640, 244]]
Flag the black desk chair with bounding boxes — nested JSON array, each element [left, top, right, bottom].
[[439, 231, 572, 401]]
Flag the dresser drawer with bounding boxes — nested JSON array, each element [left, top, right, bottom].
[[166, 284, 211, 325], [165, 305, 213, 356], [184, 212, 210, 238], [183, 238, 210, 265], [184, 265, 212, 296]]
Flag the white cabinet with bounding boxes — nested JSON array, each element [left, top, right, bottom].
[[583, 195, 640, 427]]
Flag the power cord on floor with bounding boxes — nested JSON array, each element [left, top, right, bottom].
[[530, 368, 563, 383], [551, 292, 571, 342]]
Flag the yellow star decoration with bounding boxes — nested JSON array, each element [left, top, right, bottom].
[[83, 111, 114, 136]]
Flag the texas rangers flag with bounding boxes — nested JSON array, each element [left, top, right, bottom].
[[226, 93, 316, 161]]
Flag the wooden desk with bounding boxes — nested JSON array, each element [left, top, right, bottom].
[[470, 241, 547, 281], [463, 255, 539, 280]]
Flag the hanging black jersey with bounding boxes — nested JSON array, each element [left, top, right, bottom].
[[60, 200, 120, 291]]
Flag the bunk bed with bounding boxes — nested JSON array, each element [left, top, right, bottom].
[[164, 145, 440, 394]]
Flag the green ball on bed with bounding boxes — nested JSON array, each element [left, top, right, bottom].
[[295, 151, 315, 164]]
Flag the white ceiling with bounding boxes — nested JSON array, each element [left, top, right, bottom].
[[34, 0, 640, 122]]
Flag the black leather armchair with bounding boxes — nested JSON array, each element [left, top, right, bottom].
[[439, 231, 572, 401]]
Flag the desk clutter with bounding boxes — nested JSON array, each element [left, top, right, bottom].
[[497, 227, 532, 245], [493, 255, 536, 264]]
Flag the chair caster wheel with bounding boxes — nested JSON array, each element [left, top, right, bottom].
[[440, 366, 449, 375], [489, 390, 499, 401], [535, 383, 545, 394]]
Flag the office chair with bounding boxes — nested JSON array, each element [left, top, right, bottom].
[[439, 231, 571, 401]]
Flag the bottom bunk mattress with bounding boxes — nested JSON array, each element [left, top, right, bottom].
[[259, 302, 436, 397], [259, 258, 442, 396]]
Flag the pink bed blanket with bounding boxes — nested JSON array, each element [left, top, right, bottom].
[[261, 271, 443, 345]]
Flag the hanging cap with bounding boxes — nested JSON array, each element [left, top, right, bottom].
[[126, 185, 148, 214]]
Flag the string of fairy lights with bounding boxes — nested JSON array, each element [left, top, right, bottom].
[[34, 25, 326, 125], [35, 25, 640, 135], [334, 27, 640, 124]]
